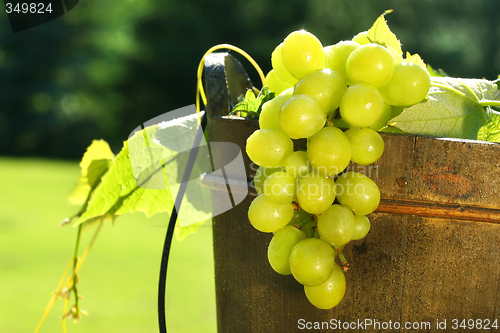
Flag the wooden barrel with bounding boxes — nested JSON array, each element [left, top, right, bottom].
[[204, 52, 500, 333]]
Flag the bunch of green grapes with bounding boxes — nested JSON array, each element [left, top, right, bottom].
[[246, 29, 430, 309]]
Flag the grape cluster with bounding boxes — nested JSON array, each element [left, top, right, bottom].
[[246, 29, 430, 309]]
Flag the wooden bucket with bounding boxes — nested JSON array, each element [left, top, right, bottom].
[[204, 52, 500, 332]]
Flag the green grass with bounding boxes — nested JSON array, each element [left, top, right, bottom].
[[0, 157, 217, 333]]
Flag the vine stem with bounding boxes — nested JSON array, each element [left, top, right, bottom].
[[308, 226, 317, 238], [479, 100, 500, 108], [158, 113, 207, 333], [34, 220, 104, 333], [60, 224, 83, 329], [336, 247, 350, 272], [196, 44, 266, 119], [295, 218, 314, 229], [34, 260, 72, 333], [72, 226, 82, 305], [62, 299, 69, 333]]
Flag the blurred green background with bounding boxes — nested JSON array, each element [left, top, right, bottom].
[[1, 0, 499, 158], [1, 0, 500, 332]]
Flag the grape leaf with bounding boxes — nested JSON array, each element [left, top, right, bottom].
[[152, 114, 214, 228], [477, 111, 500, 143], [175, 220, 205, 241], [74, 129, 175, 226], [389, 77, 500, 140], [74, 120, 212, 239], [366, 10, 403, 63], [153, 111, 205, 153], [229, 86, 274, 118], [405, 52, 427, 70], [427, 64, 448, 77], [68, 140, 114, 205]]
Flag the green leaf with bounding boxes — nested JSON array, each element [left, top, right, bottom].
[[477, 110, 500, 143], [74, 116, 213, 239], [426, 64, 448, 77], [68, 140, 114, 205], [366, 10, 403, 63], [175, 220, 206, 241], [152, 112, 214, 230], [389, 77, 500, 140], [405, 52, 427, 70], [230, 86, 275, 118], [74, 127, 174, 226]]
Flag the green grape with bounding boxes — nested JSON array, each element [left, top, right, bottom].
[[352, 215, 370, 240], [345, 127, 385, 165], [280, 94, 326, 139], [335, 171, 380, 215], [281, 30, 325, 80], [293, 69, 347, 116], [317, 204, 355, 247], [263, 170, 297, 204], [268, 226, 308, 275], [379, 61, 431, 106], [282, 151, 311, 179], [330, 116, 350, 129], [264, 69, 293, 95], [304, 263, 346, 309], [326, 40, 360, 84], [301, 220, 320, 238], [380, 126, 405, 134], [351, 30, 370, 45], [296, 173, 336, 215], [271, 43, 299, 85], [246, 129, 293, 168], [323, 45, 333, 54], [259, 88, 293, 130], [369, 102, 392, 131], [248, 194, 294, 233], [289, 238, 335, 286], [339, 83, 384, 128], [346, 43, 395, 88], [307, 127, 351, 178], [391, 105, 405, 118], [285, 209, 314, 228], [253, 166, 283, 195]]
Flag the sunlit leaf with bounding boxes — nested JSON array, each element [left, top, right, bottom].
[[74, 128, 174, 226], [478, 111, 500, 143], [366, 10, 403, 63], [389, 77, 500, 140], [68, 140, 114, 205], [230, 86, 275, 118], [405, 52, 427, 70]]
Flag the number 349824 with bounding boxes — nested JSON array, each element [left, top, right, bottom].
[[5, 3, 53, 14]]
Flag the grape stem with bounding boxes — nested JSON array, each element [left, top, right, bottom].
[[308, 225, 317, 238], [479, 100, 500, 108], [295, 218, 314, 229], [71, 225, 82, 308], [336, 247, 350, 272]]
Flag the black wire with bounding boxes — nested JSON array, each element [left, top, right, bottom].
[[158, 112, 208, 333]]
